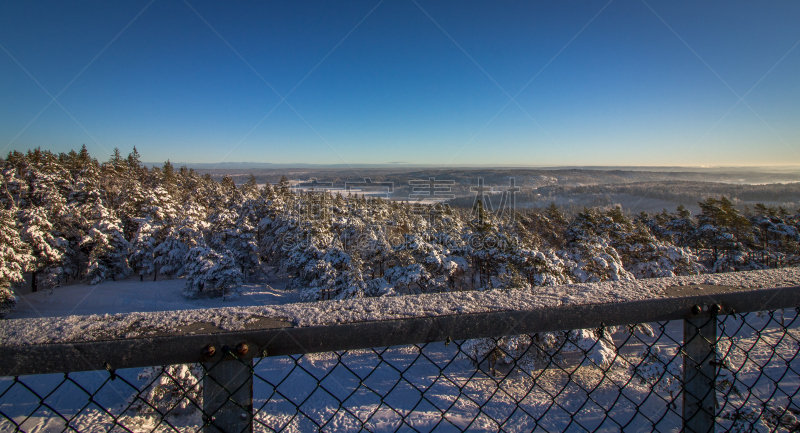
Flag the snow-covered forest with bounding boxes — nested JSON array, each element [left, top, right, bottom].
[[2, 146, 800, 317]]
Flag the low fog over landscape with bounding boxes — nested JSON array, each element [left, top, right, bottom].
[[184, 165, 800, 214]]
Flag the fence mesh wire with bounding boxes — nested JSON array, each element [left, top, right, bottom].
[[2, 308, 799, 432]]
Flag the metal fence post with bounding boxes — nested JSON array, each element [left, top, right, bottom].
[[203, 358, 254, 433], [683, 307, 717, 433]]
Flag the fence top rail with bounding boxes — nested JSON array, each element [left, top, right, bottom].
[[3, 268, 800, 348], [3, 268, 800, 376]]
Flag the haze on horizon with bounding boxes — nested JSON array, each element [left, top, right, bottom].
[[142, 161, 800, 173], [1, 1, 799, 168]]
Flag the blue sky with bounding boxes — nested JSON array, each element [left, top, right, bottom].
[[1, 1, 799, 167]]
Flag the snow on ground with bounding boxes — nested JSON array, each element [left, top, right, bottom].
[[7, 275, 298, 320], [3, 267, 800, 347]]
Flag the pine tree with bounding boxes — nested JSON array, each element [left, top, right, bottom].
[[517, 247, 572, 287], [209, 206, 259, 280], [328, 253, 368, 300], [563, 209, 633, 282], [108, 148, 125, 171], [129, 220, 157, 280], [154, 201, 207, 278], [127, 147, 142, 172], [617, 223, 704, 278], [277, 175, 291, 196], [0, 207, 33, 316], [135, 185, 179, 280], [19, 207, 64, 290], [751, 203, 800, 267], [162, 160, 176, 192], [83, 202, 131, 284], [697, 197, 761, 272], [542, 202, 569, 248], [465, 199, 501, 289], [183, 246, 243, 300], [666, 204, 697, 248], [241, 174, 259, 201], [359, 224, 393, 279]]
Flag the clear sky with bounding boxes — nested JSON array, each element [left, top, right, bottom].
[[1, 1, 799, 167]]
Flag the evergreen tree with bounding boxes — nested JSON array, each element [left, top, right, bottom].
[[154, 201, 207, 278], [19, 207, 65, 290], [209, 207, 259, 280], [0, 207, 33, 316], [517, 247, 573, 287], [616, 223, 704, 278], [697, 197, 761, 272], [83, 202, 131, 284], [129, 220, 157, 280], [563, 209, 633, 282], [108, 148, 125, 171], [127, 147, 142, 171], [183, 246, 243, 300], [241, 174, 259, 201], [277, 175, 291, 196], [542, 202, 569, 248], [665, 204, 697, 248], [751, 203, 800, 267]]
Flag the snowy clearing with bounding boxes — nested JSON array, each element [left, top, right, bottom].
[[7, 275, 296, 320]]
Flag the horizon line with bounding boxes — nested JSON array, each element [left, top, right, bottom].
[[142, 162, 800, 170]]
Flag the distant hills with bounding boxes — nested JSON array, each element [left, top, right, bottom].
[[143, 162, 800, 171]]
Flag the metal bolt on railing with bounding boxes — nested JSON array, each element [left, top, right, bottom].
[[202, 344, 216, 357]]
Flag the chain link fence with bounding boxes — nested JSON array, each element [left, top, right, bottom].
[[2, 301, 800, 431]]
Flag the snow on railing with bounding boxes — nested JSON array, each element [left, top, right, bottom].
[[2, 268, 800, 432]]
